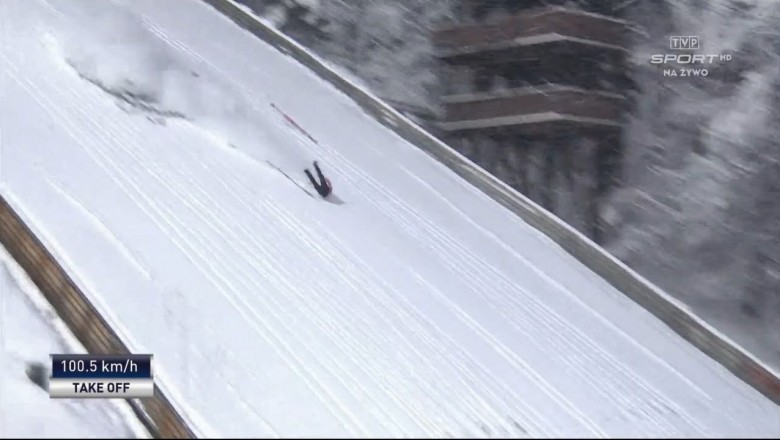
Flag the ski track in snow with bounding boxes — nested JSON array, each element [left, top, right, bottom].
[[42, 173, 155, 280], [1, 0, 779, 437]]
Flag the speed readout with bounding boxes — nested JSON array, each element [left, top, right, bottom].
[[51, 354, 151, 379]]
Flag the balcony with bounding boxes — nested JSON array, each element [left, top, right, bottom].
[[433, 7, 630, 63], [439, 85, 625, 136]]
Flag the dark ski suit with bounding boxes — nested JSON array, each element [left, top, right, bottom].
[[304, 161, 332, 198]]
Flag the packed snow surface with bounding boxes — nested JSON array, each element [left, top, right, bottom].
[[0, 0, 778, 437]]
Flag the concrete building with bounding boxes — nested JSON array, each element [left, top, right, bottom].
[[432, 0, 632, 242]]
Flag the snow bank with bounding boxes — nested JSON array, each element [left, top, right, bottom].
[[0, 245, 147, 438], [607, 0, 780, 371]]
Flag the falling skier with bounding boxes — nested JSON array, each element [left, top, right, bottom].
[[304, 161, 333, 198]]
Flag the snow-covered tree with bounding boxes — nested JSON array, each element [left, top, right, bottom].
[[604, 0, 780, 367]]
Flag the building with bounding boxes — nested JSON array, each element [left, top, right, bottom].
[[432, 0, 633, 242]]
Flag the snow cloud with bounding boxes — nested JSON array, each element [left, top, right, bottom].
[[43, 0, 311, 169]]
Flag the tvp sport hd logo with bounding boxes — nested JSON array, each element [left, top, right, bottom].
[[649, 36, 733, 78]]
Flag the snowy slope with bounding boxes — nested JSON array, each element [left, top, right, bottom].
[[0, 246, 146, 438], [0, 0, 778, 437]]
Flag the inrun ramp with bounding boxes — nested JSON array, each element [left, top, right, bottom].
[[1, 0, 778, 437]]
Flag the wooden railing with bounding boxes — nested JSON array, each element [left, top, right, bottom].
[[0, 195, 196, 439]]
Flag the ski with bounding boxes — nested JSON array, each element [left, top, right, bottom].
[[264, 161, 315, 198], [270, 103, 320, 146]]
